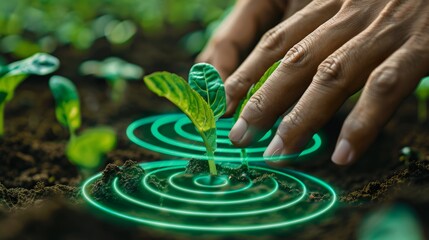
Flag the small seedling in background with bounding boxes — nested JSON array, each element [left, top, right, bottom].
[[80, 57, 144, 102], [358, 204, 425, 240], [144, 63, 226, 176], [415, 76, 429, 123], [0, 53, 59, 136], [49, 76, 117, 173], [233, 61, 281, 166], [399, 146, 420, 166], [67, 127, 116, 169]]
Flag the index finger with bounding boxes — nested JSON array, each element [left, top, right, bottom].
[[196, 0, 285, 80]]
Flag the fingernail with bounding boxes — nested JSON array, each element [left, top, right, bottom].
[[332, 139, 354, 165], [229, 118, 248, 142], [264, 135, 284, 157]]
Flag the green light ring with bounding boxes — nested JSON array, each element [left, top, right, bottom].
[[126, 114, 322, 161], [152, 116, 266, 153], [193, 175, 229, 188], [82, 160, 337, 232], [216, 129, 230, 137], [143, 166, 279, 205], [174, 117, 272, 144], [113, 173, 306, 217], [216, 119, 233, 128], [169, 172, 254, 195]]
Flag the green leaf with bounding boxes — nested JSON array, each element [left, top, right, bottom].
[[80, 57, 144, 81], [67, 127, 116, 169], [415, 76, 429, 100], [0, 53, 60, 102], [235, 61, 281, 119], [0, 92, 6, 103], [144, 72, 217, 151], [7, 53, 60, 76], [0, 75, 27, 102], [188, 63, 226, 120], [49, 75, 81, 134]]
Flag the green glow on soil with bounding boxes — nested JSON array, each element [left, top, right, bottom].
[[82, 160, 336, 232], [144, 166, 280, 205], [193, 175, 229, 188], [126, 114, 322, 162]]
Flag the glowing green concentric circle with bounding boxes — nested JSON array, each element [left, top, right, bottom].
[[169, 172, 253, 195], [152, 118, 267, 153], [126, 114, 322, 162], [174, 117, 272, 145], [82, 160, 337, 232], [111, 168, 307, 217], [193, 175, 229, 188], [143, 166, 279, 205]]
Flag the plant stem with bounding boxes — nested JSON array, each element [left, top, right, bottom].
[[0, 103, 4, 137], [201, 132, 218, 176], [69, 125, 76, 141], [418, 99, 427, 123], [241, 148, 248, 167], [206, 149, 218, 176]]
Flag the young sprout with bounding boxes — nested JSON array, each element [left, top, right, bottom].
[[49, 76, 116, 172], [0, 53, 59, 136], [67, 127, 116, 169], [80, 57, 144, 102], [415, 76, 429, 123], [233, 61, 280, 166], [144, 63, 226, 176], [49, 75, 81, 139]]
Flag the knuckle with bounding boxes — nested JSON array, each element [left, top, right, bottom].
[[258, 25, 285, 52], [283, 40, 311, 66], [367, 67, 399, 96], [314, 57, 346, 90], [278, 110, 307, 135], [226, 72, 252, 93], [246, 93, 266, 116]]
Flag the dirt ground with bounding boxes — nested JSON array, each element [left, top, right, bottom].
[[0, 27, 428, 240]]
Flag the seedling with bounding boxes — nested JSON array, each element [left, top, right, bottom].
[[233, 61, 281, 165], [49, 75, 81, 139], [144, 63, 226, 176], [80, 57, 144, 102], [415, 76, 429, 123], [0, 53, 59, 136], [49, 75, 116, 172]]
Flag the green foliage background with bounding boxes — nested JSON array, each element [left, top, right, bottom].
[[0, 0, 233, 57]]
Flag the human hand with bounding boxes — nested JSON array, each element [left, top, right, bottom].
[[198, 0, 429, 166]]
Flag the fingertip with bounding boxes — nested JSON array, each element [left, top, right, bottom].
[[263, 134, 283, 157], [229, 118, 248, 143], [331, 138, 355, 165]]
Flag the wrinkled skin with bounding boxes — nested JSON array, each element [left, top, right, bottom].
[[197, 0, 429, 166]]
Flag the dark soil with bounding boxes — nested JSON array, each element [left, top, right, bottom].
[[0, 26, 428, 240]]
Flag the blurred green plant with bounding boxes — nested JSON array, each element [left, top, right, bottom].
[[0, 0, 233, 57], [80, 57, 144, 102], [415, 76, 429, 123], [49, 75, 116, 171], [358, 204, 424, 240], [0, 53, 59, 136], [49, 75, 81, 138]]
